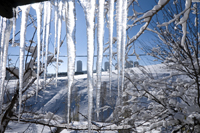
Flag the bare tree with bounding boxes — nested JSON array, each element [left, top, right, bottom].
[[112, 0, 200, 132]]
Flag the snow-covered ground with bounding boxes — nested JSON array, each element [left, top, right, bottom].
[[5, 63, 171, 133]]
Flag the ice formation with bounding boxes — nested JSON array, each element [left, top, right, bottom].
[[2, 0, 196, 131], [121, 0, 127, 96], [12, 8, 16, 47], [65, 0, 76, 124], [56, 0, 63, 86], [0, 19, 13, 114], [54, 0, 58, 57], [116, 0, 123, 101], [32, 3, 43, 100], [44, 1, 51, 89], [108, 0, 114, 97], [96, 0, 105, 120], [79, 0, 95, 132], [18, 4, 31, 121]]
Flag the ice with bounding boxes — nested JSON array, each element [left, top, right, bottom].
[[0, 18, 6, 71], [108, 0, 114, 97], [96, 0, 105, 120], [54, 0, 58, 57], [42, 2, 47, 74], [56, 0, 63, 87], [0, 19, 5, 111], [116, 0, 123, 100], [0, 19, 13, 115], [12, 8, 16, 47], [18, 4, 31, 121], [0, 17, 2, 36], [179, 0, 191, 51], [65, 0, 76, 124], [32, 3, 43, 100], [121, 0, 127, 96], [79, 0, 95, 132], [44, 1, 51, 89], [0, 18, 6, 91]]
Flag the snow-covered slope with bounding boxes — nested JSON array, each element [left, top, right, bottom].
[[5, 63, 172, 132]]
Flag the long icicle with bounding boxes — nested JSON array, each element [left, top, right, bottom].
[[54, 0, 58, 57], [56, 0, 63, 87], [65, 0, 76, 124], [0, 19, 13, 108], [44, 1, 51, 89], [85, 1, 95, 132], [32, 3, 43, 100], [0, 18, 6, 76], [42, 2, 47, 83], [0, 18, 10, 115], [19, 5, 31, 121], [96, 0, 104, 121], [116, 0, 123, 103], [79, 0, 95, 132], [0, 18, 3, 103], [121, 0, 127, 97], [12, 8, 16, 46], [109, 0, 114, 97]]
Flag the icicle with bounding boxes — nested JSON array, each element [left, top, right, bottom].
[[56, 0, 63, 87], [179, 0, 191, 52], [0, 17, 2, 36], [18, 5, 31, 121], [0, 18, 6, 68], [116, 0, 123, 101], [54, 0, 58, 57], [12, 8, 16, 46], [0, 18, 6, 74], [32, 3, 43, 100], [16, 7, 19, 19], [44, 1, 51, 89], [79, 0, 95, 132], [96, 0, 105, 121], [65, 0, 76, 124], [0, 18, 12, 115], [108, 0, 114, 97], [42, 2, 47, 76], [0, 19, 12, 105], [121, 0, 127, 96]]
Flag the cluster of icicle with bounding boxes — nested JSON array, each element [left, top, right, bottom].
[[0, 0, 127, 132]]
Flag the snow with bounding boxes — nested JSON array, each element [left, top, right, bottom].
[[96, 0, 105, 120], [18, 4, 31, 121], [65, 0, 76, 124], [4, 64, 171, 132], [179, 0, 191, 51], [32, 2, 43, 100]]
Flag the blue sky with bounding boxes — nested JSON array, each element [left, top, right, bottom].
[[7, 0, 160, 73]]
